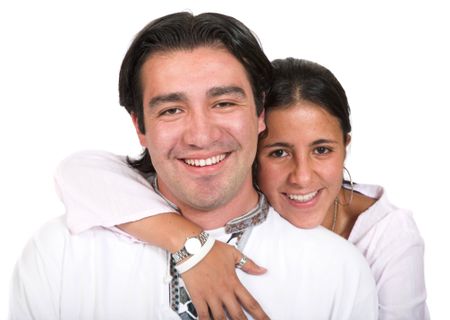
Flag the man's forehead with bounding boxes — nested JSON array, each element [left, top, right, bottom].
[[148, 86, 247, 109], [140, 47, 254, 102]]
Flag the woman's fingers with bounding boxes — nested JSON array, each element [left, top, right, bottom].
[[204, 278, 269, 320], [234, 283, 270, 320], [188, 298, 211, 320], [181, 241, 268, 319], [235, 254, 267, 275]]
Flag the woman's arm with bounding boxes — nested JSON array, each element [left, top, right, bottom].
[[376, 223, 429, 319], [55, 150, 268, 319], [54, 150, 172, 234]]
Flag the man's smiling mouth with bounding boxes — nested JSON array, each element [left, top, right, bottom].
[[183, 154, 227, 167]]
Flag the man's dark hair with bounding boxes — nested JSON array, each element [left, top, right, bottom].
[[119, 12, 272, 173]]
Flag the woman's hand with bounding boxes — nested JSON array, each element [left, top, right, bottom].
[[181, 241, 269, 320], [119, 214, 268, 318]]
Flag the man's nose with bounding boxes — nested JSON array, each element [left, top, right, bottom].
[[182, 110, 221, 148]]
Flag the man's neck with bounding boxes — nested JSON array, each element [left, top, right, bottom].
[[153, 176, 260, 230], [180, 186, 260, 230]]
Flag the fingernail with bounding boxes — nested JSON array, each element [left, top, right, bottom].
[[257, 266, 267, 272]]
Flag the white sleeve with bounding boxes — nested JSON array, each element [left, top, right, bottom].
[[348, 263, 379, 320], [376, 213, 429, 320], [54, 150, 175, 234], [9, 218, 67, 320]]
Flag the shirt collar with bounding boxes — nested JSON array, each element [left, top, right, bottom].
[[151, 175, 268, 234]]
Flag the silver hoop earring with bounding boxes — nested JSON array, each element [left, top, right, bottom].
[[338, 167, 354, 206]]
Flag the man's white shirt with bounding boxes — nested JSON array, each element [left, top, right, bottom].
[[10, 207, 378, 319]]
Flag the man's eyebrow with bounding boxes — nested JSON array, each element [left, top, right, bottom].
[[207, 86, 246, 98], [148, 92, 187, 108]]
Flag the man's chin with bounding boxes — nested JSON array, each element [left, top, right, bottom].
[[182, 191, 229, 211]]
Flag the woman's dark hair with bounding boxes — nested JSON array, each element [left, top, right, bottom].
[[119, 12, 272, 173], [264, 58, 351, 142]]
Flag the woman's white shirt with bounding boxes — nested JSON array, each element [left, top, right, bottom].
[[348, 184, 429, 319]]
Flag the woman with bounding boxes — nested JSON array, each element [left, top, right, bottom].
[[56, 58, 428, 319]]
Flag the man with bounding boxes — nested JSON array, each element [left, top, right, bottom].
[[10, 12, 378, 319]]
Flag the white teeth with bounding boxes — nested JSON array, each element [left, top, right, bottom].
[[288, 191, 318, 202], [184, 154, 226, 167]]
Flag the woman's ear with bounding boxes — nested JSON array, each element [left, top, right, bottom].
[[344, 134, 352, 159], [345, 134, 352, 146]]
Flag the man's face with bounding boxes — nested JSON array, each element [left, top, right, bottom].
[[134, 47, 265, 215]]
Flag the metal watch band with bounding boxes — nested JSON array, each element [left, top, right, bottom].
[[171, 231, 209, 264]]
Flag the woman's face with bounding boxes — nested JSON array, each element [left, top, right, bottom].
[[257, 100, 348, 228]]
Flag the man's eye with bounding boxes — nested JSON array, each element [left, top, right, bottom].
[[270, 149, 288, 158], [160, 108, 182, 116], [215, 101, 235, 108], [314, 146, 331, 155]]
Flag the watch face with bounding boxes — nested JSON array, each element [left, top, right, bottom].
[[185, 237, 202, 254]]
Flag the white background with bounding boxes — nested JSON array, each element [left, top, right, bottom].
[[1, 0, 448, 318]]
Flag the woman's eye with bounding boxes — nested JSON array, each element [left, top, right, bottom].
[[314, 146, 331, 155], [270, 149, 288, 158]]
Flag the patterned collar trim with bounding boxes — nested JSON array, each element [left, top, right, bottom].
[[224, 192, 269, 233], [151, 175, 269, 234]]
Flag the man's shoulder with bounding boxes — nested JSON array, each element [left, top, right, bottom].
[[28, 215, 70, 246], [17, 215, 167, 278], [256, 208, 368, 263], [16, 216, 71, 274], [21, 215, 108, 260], [261, 208, 343, 239], [243, 208, 378, 316]]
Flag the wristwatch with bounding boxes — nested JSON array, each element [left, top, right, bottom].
[[171, 231, 209, 264]]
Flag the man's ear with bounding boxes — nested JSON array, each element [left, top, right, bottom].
[[257, 109, 266, 134], [131, 113, 146, 147]]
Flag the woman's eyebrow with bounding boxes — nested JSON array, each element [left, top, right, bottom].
[[310, 139, 339, 146], [261, 142, 293, 149]]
